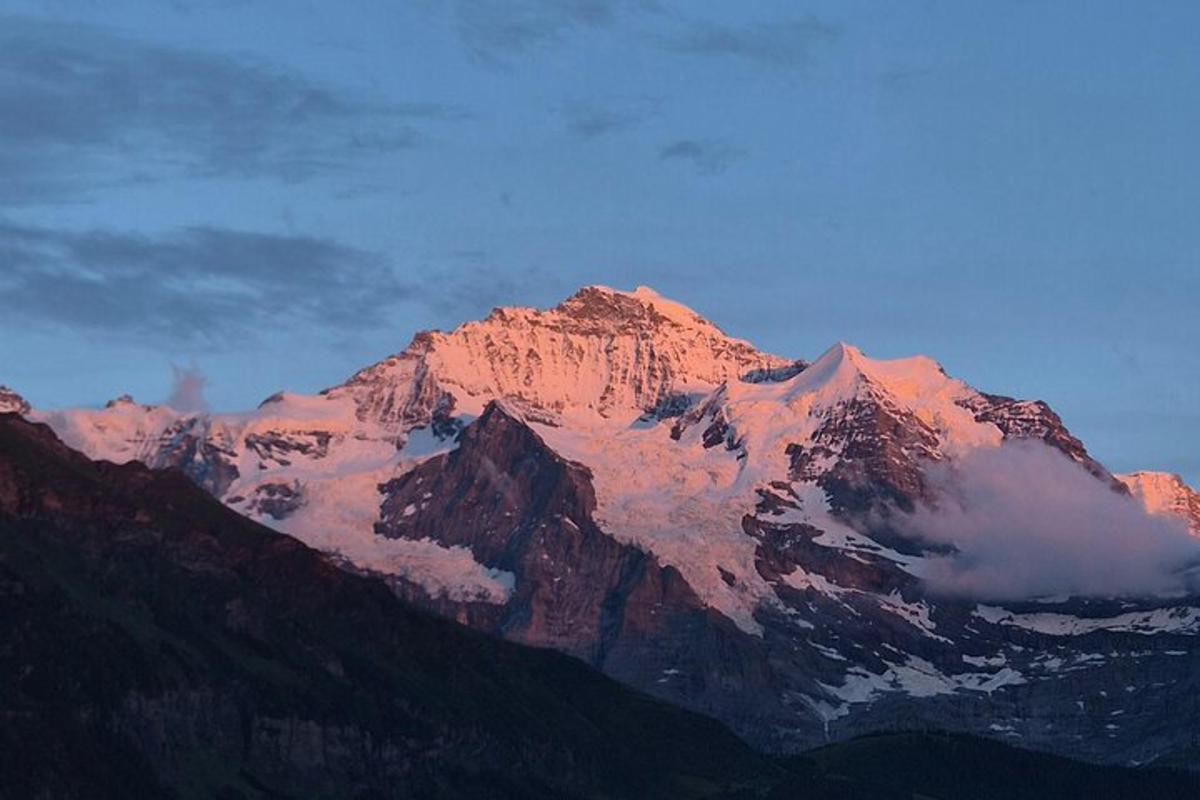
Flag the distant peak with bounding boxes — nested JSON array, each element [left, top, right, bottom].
[[104, 394, 139, 409]]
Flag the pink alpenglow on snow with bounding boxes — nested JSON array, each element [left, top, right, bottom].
[[1118, 471, 1200, 537], [26, 286, 1198, 617]]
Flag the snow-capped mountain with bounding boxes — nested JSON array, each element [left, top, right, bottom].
[[14, 285, 1200, 766]]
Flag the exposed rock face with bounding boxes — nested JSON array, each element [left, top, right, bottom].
[[149, 417, 241, 495], [245, 428, 333, 466], [374, 403, 782, 733], [803, 393, 941, 515], [23, 285, 1200, 767], [958, 392, 1116, 484], [243, 480, 305, 520], [386, 399, 725, 647], [328, 340, 455, 429], [1119, 471, 1200, 536]]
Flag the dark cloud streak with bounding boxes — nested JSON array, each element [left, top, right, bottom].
[[0, 220, 416, 346], [658, 139, 746, 175], [661, 17, 839, 68], [566, 107, 642, 138], [560, 98, 658, 139], [452, 0, 630, 64]]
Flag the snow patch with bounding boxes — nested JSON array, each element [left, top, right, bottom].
[[975, 604, 1200, 636], [820, 655, 1026, 711]]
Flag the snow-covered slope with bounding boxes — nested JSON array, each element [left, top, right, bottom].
[[525, 341, 1006, 634], [1118, 471, 1200, 536], [27, 285, 797, 607], [14, 284, 1200, 765]]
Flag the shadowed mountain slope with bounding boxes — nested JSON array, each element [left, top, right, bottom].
[[3, 412, 1200, 799], [0, 412, 773, 799]]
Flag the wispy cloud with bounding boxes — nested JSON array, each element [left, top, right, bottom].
[[658, 139, 746, 175], [898, 441, 1200, 600], [166, 363, 209, 412], [451, 0, 660, 65], [661, 17, 838, 68], [559, 97, 659, 139], [0, 220, 415, 345], [454, 0, 615, 64], [0, 15, 464, 205]]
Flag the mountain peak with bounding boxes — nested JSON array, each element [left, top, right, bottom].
[[796, 342, 954, 404], [0, 385, 30, 416], [331, 285, 796, 425], [104, 393, 142, 409], [570, 283, 669, 301], [819, 340, 868, 368], [553, 284, 712, 332]]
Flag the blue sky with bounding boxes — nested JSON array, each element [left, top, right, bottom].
[[0, 0, 1196, 483]]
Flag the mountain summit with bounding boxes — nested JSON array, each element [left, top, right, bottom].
[[325, 284, 800, 427], [17, 285, 1200, 765]]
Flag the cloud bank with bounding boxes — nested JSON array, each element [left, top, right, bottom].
[[898, 440, 1200, 600]]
